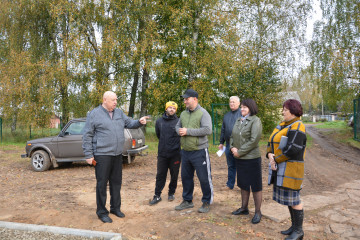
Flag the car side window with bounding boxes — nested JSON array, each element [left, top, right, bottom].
[[64, 122, 86, 135]]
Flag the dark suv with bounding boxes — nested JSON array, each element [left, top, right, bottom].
[[21, 118, 148, 171]]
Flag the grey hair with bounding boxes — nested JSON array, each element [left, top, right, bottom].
[[229, 96, 240, 103]]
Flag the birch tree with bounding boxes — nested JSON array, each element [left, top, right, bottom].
[[310, 0, 360, 112]]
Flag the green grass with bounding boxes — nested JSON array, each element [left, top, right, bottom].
[[259, 133, 270, 147], [0, 142, 24, 149], [303, 121, 322, 125], [311, 121, 360, 149], [313, 120, 347, 129], [348, 138, 360, 149], [146, 141, 158, 153], [306, 133, 313, 148]]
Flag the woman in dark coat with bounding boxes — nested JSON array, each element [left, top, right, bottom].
[[230, 99, 263, 224], [267, 99, 306, 240]]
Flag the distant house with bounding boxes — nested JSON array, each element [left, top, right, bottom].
[[50, 115, 61, 128]]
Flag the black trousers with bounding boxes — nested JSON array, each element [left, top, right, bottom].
[[94, 155, 122, 217], [154, 154, 181, 196], [181, 149, 213, 203]]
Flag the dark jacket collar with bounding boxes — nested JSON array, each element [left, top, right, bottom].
[[231, 108, 240, 113], [100, 104, 111, 113], [162, 112, 178, 120]]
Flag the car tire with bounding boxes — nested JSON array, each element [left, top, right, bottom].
[[31, 150, 51, 172], [123, 155, 135, 164]]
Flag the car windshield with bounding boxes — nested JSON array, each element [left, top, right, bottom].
[[64, 121, 86, 135]]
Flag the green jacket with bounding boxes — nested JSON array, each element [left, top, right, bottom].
[[229, 115, 262, 159]]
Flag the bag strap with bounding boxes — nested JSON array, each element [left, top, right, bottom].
[[272, 120, 302, 153], [285, 120, 301, 129]]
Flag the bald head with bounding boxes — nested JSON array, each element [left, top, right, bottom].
[[102, 91, 117, 112], [103, 91, 116, 100]]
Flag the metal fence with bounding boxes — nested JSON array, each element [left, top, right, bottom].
[[354, 98, 360, 141], [0, 117, 2, 143], [0, 119, 61, 143], [211, 103, 229, 145]]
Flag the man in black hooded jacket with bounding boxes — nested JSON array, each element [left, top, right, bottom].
[[149, 101, 181, 205]]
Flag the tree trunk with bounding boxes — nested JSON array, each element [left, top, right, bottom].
[[86, 22, 105, 107], [128, 14, 145, 117], [60, 83, 69, 123], [11, 106, 18, 137], [61, 27, 69, 124], [188, 13, 199, 87], [128, 66, 139, 118], [140, 67, 149, 133]]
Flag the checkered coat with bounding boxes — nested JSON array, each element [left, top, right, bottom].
[[267, 117, 306, 190]]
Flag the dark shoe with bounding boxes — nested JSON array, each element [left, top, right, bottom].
[[232, 207, 249, 215], [110, 210, 125, 218], [198, 202, 210, 213], [149, 195, 162, 205], [285, 209, 304, 240], [168, 194, 175, 202], [175, 200, 194, 211], [251, 212, 262, 224], [281, 206, 294, 235], [98, 215, 112, 223], [285, 229, 304, 240], [281, 226, 294, 235]]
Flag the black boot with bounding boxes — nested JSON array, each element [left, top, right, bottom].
[[281, 206, 294, 235], [285, 209, 304, 240]]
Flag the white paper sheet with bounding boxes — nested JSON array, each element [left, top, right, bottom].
[[216, 146, 226, 157]]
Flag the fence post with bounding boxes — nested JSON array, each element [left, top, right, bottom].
[[211, 103, 228, 145], [29, 125, 32, 139], [0, 117, 2, 143], [355, 99, 358, 141], [211, 104, 215, 145]]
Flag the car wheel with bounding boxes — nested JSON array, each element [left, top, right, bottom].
[[123, 156, 135, 164], [31, 150, 51, 172]]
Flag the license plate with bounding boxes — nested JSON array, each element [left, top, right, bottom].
[[137, 139, 142, 144]]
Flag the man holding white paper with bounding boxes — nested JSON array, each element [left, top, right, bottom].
[[218, 96, 241, 189]]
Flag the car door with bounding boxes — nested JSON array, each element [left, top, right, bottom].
[[56, 121, 86, 159]]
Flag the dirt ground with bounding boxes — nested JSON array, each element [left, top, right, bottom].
[[1, 125, 360, 240]]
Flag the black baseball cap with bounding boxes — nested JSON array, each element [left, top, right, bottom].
[[181, 89, 198, 98]]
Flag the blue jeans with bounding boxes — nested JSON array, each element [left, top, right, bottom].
[[225, 145, 236, 189]]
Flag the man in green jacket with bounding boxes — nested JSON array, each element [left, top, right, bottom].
[[175, 89, 213, 213]]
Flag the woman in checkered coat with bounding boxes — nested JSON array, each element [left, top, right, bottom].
[[267, 99, 306, 240]]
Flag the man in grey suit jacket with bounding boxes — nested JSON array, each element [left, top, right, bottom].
[[82, 91, 148, 223]]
